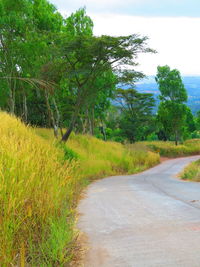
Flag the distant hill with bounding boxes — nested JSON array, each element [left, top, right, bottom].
[[135, 76, 200, 114]]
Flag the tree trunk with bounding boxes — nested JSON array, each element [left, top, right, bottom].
[[62, 95, 82, 142], [91, 106, 95, 135], [8, 92, 15, 114], [61, 124, 74, 142], [44, 90, 58, 138], [80, 116, 87, 134], [8, 81, 15, 114], [23, 92, 28, 123], [175, 130, 178, 146], [86, 108, 93, 135], [52, 97, 63, 137]]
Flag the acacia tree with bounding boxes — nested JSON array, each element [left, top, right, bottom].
[[59, 11, 155, 141], [155, 65, 188, 145]]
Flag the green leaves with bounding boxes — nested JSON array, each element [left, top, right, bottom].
[[156, 65, 189, 144], [116, 88, 155, 142], [156, 65, 187, 103]]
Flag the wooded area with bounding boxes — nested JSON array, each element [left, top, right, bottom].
[[0, 0, 199, 144]]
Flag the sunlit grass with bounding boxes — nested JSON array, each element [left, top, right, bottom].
[[35, 128, 160, 180], [0, 113, 74, 265], [0, 114, 160, 265], [2, 115, 200, 265], [181, 160, 200, 182], [142, 140, 200, 157]]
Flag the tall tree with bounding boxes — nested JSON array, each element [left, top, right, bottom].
[[155, 65, 188, 145], [59, 26, 155, 141], [116, 88, 155, 142]]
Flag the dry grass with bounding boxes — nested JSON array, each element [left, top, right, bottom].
[[142, 140, 200, 157], [0, 113, 74, 265], [35, 129, 160, 180], [0, 114, 160, 266], [2, 114, 200, 265], [181, 160, 200, 182]]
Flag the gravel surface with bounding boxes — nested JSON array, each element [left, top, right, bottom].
[[78, 156, 200, 267]]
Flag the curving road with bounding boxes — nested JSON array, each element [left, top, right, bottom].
[[78, 156, 200, 267]]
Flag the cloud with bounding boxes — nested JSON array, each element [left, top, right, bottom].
[[49, 0, 200, 75], [90, 14, 200, 75], [50, 0, 200, 17]]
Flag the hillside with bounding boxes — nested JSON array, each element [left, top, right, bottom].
[[136, 76, 200, 114], [0, 112, 159, 266]]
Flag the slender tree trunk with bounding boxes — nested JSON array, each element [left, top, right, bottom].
[[80, 116, 87, 134], [22, 89, 28, 123], [52, 97, 63, 136], [7, 79, 15, 114], [86, 108, 92, 135], [61, 108, 80, 141], [8, 91, 15, 114], [62, 94, 82, 142], [44, 90, 58, 138], [100, 119, 106, 141], [175, 130, 178, 146], [91, 106, 95, 135]]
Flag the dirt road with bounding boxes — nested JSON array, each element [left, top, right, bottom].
[[78, 156, 200, 267]]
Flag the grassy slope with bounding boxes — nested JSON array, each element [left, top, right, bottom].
[[0, 113, 160, 266], [181, 160, 200, 181], [143, 139, 200, 157]]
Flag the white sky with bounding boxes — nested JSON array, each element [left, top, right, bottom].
[[90, 14, 200, 76], [50, 0, 200, 76]]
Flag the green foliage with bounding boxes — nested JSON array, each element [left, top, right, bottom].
[[65, 7, 93, 37], [156, 65, 189, 144], [155, 65, 187, 102], [116, 88, 155, 142]]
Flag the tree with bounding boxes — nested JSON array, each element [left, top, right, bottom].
[[155, 65, 188, 145], [116, 88, 155, 142], [59, 29, 155, 141], [0, 0, 63, 124]]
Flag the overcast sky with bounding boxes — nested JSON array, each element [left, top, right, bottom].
[[50, 0, 200, 76]]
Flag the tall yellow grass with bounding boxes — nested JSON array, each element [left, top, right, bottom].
[[181, 159, 200, 182], [143, 140, 200, 157], [0, 112, 73, 265], [1, 113, 160, 265], [35, 129, 160, 180]]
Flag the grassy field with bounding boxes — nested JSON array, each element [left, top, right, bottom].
[[143, 139, 200, 157], [181, 160, 200, 182], [0, 112, 160, 266]]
